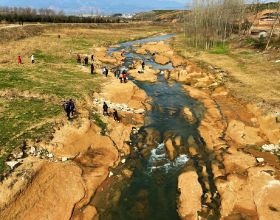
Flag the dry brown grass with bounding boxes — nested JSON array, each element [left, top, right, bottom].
[[173, 34, 280, 110]]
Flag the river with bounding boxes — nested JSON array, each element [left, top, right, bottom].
[[91, 34, 219, 220]]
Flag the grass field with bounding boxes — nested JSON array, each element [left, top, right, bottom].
[[0, 23, 171, 176]]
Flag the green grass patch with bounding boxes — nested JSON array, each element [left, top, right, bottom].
[[244, 37, 256, 45], [64, 38, 93, 51], [0, 98, 61, 152], [33, 49, 59, 63], [243, 37, 267, 50], [209, 44, 230, 55], [91, 113, 107, 136]]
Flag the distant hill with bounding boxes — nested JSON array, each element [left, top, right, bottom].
[[133, 10, 188, 23]]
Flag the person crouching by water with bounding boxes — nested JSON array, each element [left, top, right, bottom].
[[113, 109, 120, 122], [64, 99, 76, 120], [103, 102, 109, 116]]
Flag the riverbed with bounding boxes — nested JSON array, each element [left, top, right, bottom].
[[90, 35, 219, 220]]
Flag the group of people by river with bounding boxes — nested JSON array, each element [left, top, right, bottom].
[[63, 49, 148, 121], [76, 52, 135, 84]]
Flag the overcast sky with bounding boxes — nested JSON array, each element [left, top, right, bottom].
[[0, 0, 190, 14]]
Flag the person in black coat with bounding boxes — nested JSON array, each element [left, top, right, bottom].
[[103, 102, 109, 116], [64, 99, 75, 120]]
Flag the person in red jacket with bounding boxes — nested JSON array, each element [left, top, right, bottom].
[[18, 55, 22, 64]]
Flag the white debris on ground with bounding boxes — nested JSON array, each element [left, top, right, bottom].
[[256, 157, 265, 163], [6, 160, 22, 170], [61, 157, 68, 162], [93, 98, 146, 114], [261, 144, 280, 153], [109, 171, 114, 177]]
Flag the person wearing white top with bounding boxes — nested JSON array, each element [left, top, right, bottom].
[[31, 55, 35, 64]]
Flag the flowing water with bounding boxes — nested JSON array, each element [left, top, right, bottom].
[[92, 35, 219, 220]]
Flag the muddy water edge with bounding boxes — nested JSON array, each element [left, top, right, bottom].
[[91, 35, 221, 220]]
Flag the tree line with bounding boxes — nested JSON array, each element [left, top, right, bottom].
[[183, 0, 280, 50], [0, 7, 121, 23]]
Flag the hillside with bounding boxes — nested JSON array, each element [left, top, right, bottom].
[[133, 10, 186, 23]]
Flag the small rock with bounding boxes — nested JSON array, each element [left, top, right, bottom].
[[109, 171, 114, 177], [175, 136, 182, 146], [256, 157, 265, 163], [6, 161, 20, 170], [48, 153, 54, 158], [121, 159, 126, 164], [122, 169, 133, 178], [132, 127, 138, 135], [134, 109, 145, 114], [30, 146, 36, 154], [183, 107, 195, 124], [13, 152, 24, 159], [262, 144, 280, 153], [61, 157, 68, 162]]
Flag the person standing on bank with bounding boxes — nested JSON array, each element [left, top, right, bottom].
[[142, 60, 145, 71], [31, 55, 35, 64], [103, 102, 109, 116], [18, 55, 22, 64], [90, 62, 95, 74], [64, 99, 76, 120]]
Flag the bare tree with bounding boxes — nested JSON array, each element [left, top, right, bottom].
[[184, 0, 245, 49], [265, 0, 280, 50]]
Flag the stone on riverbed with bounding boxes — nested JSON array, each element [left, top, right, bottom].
[[122, 169, 133, 178], [178, 171, 203, 220], [134, 109, 145, 114], [165, 138, 176, 160], [183, 107, 196, 124]]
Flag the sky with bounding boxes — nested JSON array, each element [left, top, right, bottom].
[[0, 0, 190, 14]]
